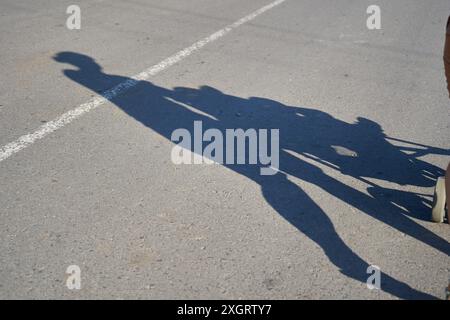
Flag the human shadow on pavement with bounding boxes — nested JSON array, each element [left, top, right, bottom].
[[54, 52, 450, 299]]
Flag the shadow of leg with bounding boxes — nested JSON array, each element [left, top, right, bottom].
[[259, 173, 437, 299]]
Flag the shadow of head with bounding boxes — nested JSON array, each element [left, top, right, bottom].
[[53, 51, 102, 72]]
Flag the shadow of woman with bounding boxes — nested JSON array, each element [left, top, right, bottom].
[[54, 51, 449, 299]]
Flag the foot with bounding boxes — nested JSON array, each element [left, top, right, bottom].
[[431, 177, 447, 223]]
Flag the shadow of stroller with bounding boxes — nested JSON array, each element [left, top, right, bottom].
[[54, 51, 450, 299]]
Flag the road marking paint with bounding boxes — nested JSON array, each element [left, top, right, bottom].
[[164, 97, 219, 121], [0, 0, 287, 163]]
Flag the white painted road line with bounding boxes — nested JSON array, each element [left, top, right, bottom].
[[0, 0, 287, 163]]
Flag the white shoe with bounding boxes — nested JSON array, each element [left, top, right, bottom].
[[431, 177, 447, 223]]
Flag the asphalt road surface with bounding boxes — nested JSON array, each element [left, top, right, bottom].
[[0, 0, 449, 299]]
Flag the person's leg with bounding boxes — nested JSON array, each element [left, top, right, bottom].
[[445, 18, 450, 219], [446, 162, 450, 215], [445, 17, 450, 96]]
